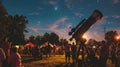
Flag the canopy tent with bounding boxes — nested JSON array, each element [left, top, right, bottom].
[[39, 42, 54, 48], [25, 42, 35, 48]]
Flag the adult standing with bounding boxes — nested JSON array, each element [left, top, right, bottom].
[[8, 47, 24, 67], [64, 42, 71, 63], [99, 41, 109, 67], [71, 42, 76, 64], [1, 37, 11, 67], [0, 48, 6, 67], [87, 47, 97, 67], [116, 43, 120, 67], [111, 44, 116, 64], [1, 38, 11, 59], [46, 43, 51, 57]]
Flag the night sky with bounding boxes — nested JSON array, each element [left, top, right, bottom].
[[2, 0, 120, 41]]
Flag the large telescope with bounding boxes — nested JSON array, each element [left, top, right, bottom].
[[69, 9, 103, 41]]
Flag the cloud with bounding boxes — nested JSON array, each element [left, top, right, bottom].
[[28, 12, 39, 15], [113, 0, 120, 4], [51, 28, 70, 39], [27, 17, 71, 40], [116, 29, 120, 35], [66, 23, 72, 29], [74, 12, 84, 17], [48, 17, 71, 39], [40, 16, 107, 41], [49, 17, 68, 29], [48, 1, 57, 5], [38, 7, 44, 10], [27, 15, 108, 41], [112, 15, 120, 19], [28, 26, 49, 36], [65, 0, 73, 9], [84, 31, 104, 41], [29, 27, 40, 33]]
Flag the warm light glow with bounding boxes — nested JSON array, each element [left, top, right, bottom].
[[15, 45, 19, 49], [93, 45, 96, 49], [82, 34, 87, 39], [115, 36, 120, 40], [80, 49, 82, 52]]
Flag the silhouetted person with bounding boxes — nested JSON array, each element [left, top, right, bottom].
[[71, 43, 76, 64], [53, 45, 56, 56], [46, 43, 51, 57], [99, 41, 109, 67], [116, 44, 120, 67], [64, 42, 71, 63], [1, 37, 11, 67], [111, 44, 116, 64], [31, 46, 39, 59], [88, 47, 97, 67], [0, 48, 6, 67], [8, 47, 24, 67]]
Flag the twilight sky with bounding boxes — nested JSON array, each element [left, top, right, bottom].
[[2, 0, 120, 41]]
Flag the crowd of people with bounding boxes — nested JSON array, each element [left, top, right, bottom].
[[0, 37, 120, 67], [18, 40, 120, 67], [64, 41, 120, 67], [0, 38, 24, 67]]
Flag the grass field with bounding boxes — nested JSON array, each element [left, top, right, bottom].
[[22, 55, 115, 67], [22, 55, 70, 67]]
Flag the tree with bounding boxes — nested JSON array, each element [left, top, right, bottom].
[[0, 1, 8, 17], [39, 32, 59, 45], [7, 15, 28, 45], [0, 1, 9, 44], [34, 35, 42, 46], [42, 32, 50, 42], [29, 35, 35, 44], [49, 32, 59, 44], [0, 2, 28, 45], [59, 38, 68, 46], [105, 30, 118, 45]]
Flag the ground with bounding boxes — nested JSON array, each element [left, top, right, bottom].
[[22, 55, 69, 67], [22, 55, 115, 67]]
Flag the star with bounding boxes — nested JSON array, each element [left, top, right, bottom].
[[54, 6, 58, 11]]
